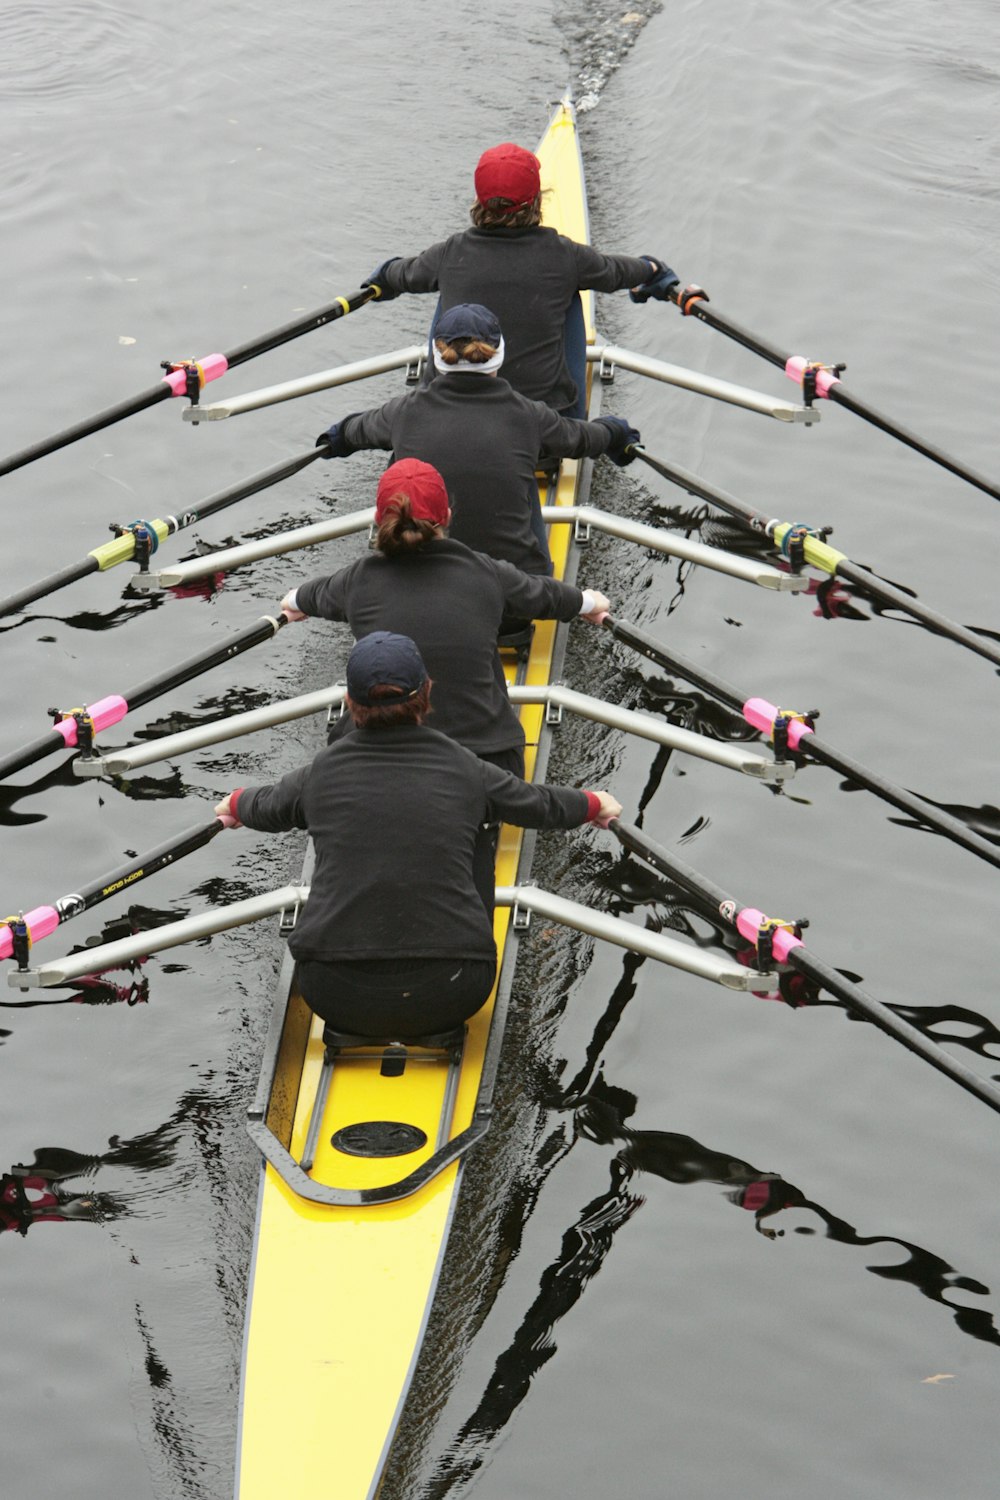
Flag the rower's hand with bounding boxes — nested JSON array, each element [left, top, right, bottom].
[[281, 591, 307, 622], [590, 791, 623, 828], [580, 590, 610, 625], [629, 256, 680, 303], [214, 794, 240, 827]]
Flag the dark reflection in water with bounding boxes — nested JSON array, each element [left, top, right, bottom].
[[424, 1052, 999, 1496]]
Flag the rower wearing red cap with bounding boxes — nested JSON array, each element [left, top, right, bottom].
[[316, 303, 640, 578], [362, 141, 689, 415], [281, 456, 611, 779], [215, 632, 621, 1039]]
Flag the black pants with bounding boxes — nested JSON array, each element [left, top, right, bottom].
[[296, 955, 496, 1037]]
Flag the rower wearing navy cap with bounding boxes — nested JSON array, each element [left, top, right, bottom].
[[361, 141, 692, 416], [316, 303, 640, 577], [215, 633, 621, 1039]]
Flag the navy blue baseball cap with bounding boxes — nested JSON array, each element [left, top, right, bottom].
[[434, 303, 502, 345], [347, 632, 427, 706]]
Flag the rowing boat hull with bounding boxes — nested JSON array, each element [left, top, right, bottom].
[[234, 97, 595, 1500]]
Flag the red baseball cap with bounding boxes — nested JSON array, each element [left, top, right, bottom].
[[474, 143, 541, 208], [375, 458, 450, 525]]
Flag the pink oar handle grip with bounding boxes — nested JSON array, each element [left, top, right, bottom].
[[162, 353, 229, 396], [736, 907, 804, 963], [53, 695, 129, 747], [743, 697, 814, 751], [0, 905, 60, 960], [784, 355, 841, 399], [217, 814, 238, 829]]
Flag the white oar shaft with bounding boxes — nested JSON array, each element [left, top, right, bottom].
[[587, 344, 819, 424], [180, 346, 427, 421], [7, 885, 311, 988], [541, 504, 806, 591], [74, 688, 348, 776], [496, 886, 774, 990], [508, 684, 790, 782], [134, 508, 375, 589]]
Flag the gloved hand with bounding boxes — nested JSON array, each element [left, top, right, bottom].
[[362, 257, 402, 302], [315, 416, 358, 458], [629, 256, 680, 304], [599, 416, 641, 467]]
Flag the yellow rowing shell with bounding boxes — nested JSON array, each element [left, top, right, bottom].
[[235, 96, 593, 1500]]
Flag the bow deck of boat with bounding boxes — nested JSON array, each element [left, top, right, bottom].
[[234, 98, 595, 1500]]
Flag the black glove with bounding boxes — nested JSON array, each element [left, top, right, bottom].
[[315, 417, 357, 459], [600, 416, 641, 467], [628, 256, 680, 304], [362, 257, 402, 302]]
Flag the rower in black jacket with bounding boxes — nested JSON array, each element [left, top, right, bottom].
[[215, 632, 621, 1037], [318, 302, 639, 576], [281, 456, 611, 779], [363, 140, 693, 416]]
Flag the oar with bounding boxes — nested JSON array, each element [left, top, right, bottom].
[[0, 286, 379, 480], [0, 446, 323, 618], [0, 611, 287, 784], [0, 816, 234, 967], [632, 448, 1000, 671], [609, 818, 1000, 1118], [601, 616, 1000, 873], [667, 287, 1000, 503]]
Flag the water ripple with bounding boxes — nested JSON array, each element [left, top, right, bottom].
[[0, 2, 170, 104]]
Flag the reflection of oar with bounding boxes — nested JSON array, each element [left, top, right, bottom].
[[666, 287, 1000, 503], [0, 447, 323, 618], [0, 286, 379, 480], [610, 818, 1000, 1119], [632, 448, 1000, 670], [0, 817, 233, 966], [601, 616, 1000, 873], [0, 612, 287, 784]]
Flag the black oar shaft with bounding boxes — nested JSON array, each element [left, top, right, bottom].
[[828, 385, 1000, 503], [611, 820, 1000, 1118], [0, 614, 285, 785], [0, 288, 375, 480], [673, 294, 1000, 503], [0, 558, 99, 618], [74, 818, 226, 908], [124, 614, 286, 713], [0, 730, 66, 783], [634, 449, 1000, 671], [191, 446, 322, 525], [0, 446, 322, 620], [222, 287, 377, 369], [0, 385, 171, 479], [602, 618, 1000, 873], [833, 559, 1000, 670]]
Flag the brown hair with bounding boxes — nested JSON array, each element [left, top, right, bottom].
[[375, 495, 445, 555], [433, 336, 499, 367], [347, 678, 432, 729], [469, 193, 543, 229]]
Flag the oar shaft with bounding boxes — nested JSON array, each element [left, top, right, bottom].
[[611, 820, 1000, 1118], [602, 618, 1000, 873], [0, 386, 170, 479], [0, 729, 66, 783], [834, 559, 1000, 669], [123, 613, 286, 713], [0, 289, 375, 481], [672, 293, 1000, 503], [828, 385, 1000, 503], [222, 287, 377, 369], [0, 818, 227, 961], [188, 446, 323, 525], [0, 614, 285, 785], [0, 557, 99, 618]]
